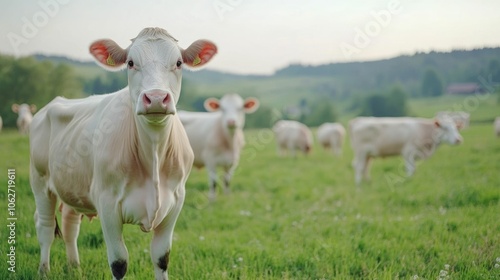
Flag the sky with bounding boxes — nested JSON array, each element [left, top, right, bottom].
[[1, 0, 500, 75]]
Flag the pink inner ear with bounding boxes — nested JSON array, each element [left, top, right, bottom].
[[244, 100, 256, 109], [199, 42, 217, 64], [208, 101, 219, 110], [89, 42, 110, 65]]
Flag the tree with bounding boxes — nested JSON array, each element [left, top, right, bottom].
[[488, 59, 500, 82], [0, 54, 83, 127], [359, 85, 409, 117], [421, 69, 443, 97], [386, 85, 409, 116], [303, 99, 338, 126]]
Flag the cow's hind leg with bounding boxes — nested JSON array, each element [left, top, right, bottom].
[[61, 203, 83, 267], [151, 188, 185, 280], [31, 174, 58, 274]]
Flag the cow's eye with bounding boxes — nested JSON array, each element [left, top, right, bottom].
[[128, 60, 134, 68], [176, 60, 182, 68]]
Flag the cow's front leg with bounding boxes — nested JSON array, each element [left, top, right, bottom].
[[61, 203, 83, 267], [98, 196, 128, 280], [151, 188, 185, 280], [405, 156, 416, 177], [223, 165, 236, 195], [354, 153, 367, 185], [206, 164, 218, 201]]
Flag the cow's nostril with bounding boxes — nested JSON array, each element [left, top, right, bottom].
[[143, 94, 152, 105], [163, 94, 170, 105]]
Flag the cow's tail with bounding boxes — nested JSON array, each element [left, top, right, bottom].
[[54, 217, 63, 238]]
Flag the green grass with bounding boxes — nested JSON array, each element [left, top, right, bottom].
[[1, 111, 499, 279]]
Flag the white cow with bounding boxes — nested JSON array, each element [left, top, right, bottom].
[[29, 27, 216, 280], [317, 122, 346, 156], [273, 120, 313, 157], [0, 116, 2, 132], [349, 117, 463, 185], [12, 103, 36, 134], [179, 94, 259, 200], [435, 111, 470, 130], [494, 117, 500, 137]]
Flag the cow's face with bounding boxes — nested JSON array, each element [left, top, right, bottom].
[[89, 27, 217, 124], [434, 119, 463, 145], [204, 94, 259, 131], [12, 103, 36, 115]]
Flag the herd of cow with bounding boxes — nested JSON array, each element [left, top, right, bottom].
[[3, 27, 500, 280]]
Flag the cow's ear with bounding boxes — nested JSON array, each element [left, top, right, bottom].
[[434, 119, 441, 127], [30, 104, 37, 113], [12, 104, 19, 113], [89, 39, 128, 71], [204, 98, 220, 112], [182, 40, 217, 69], [243, 98, 260, 113]]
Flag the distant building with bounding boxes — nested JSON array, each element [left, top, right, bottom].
[[445, 83, 484, 95]]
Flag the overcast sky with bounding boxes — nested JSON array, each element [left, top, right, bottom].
[[1, 0, 499, 75]]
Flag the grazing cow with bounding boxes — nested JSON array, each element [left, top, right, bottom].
[[317, 122, 346, 156], [12, 103, 36, 134], [435, 111, 470, 130], [495, 117, 500, 137], [178, 94, 259, 200], [273, 120, 313, 157], [349, 117, 463, 185], [29, 27, 216, 280]]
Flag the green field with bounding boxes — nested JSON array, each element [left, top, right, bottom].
[[1, 98, 499, 279]]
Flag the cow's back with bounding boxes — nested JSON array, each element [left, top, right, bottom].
[[31, 95, 107, 174], [273, 120, 312, 149], [350, 117, 426, 157], [30, 91, 132, 212], [317, 123, 345, 145]]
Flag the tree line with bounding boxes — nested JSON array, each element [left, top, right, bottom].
[[0, 55, 83, 128], [2, 49, 499, 129]]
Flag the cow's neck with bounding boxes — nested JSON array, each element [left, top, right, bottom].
[[135, 117, 174, 175], [219, 123, 243, 150]]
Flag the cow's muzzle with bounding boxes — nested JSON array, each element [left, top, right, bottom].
[[138, 90, 176, 115]]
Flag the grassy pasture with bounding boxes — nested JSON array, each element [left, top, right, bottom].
[[0, 98, 499, 279]]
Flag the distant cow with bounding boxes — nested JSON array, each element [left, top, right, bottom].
[[0, 116, 2, 132], [273, 120, 313, 157], [495, 117, 500, 137], [317, 122, 346, 156], [179, 94, 259, 200], [12, 103, 37, 134], [349, 117, 463, 185], [435, 111, 470, 130], [29, 27, 216, 280]]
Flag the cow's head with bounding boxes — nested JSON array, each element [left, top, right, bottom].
[[204, 94, 259, 131], [12, 103, 37, 115], [89, 27, 217, 123], [434, 119, 463, 145]]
